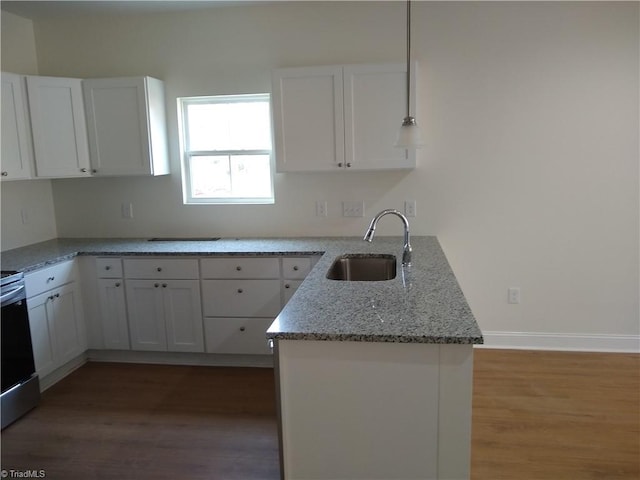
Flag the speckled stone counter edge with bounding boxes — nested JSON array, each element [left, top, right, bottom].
[[1, 237, 483, 345]]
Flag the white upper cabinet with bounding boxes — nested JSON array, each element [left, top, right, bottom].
[[26, 75, 92, 178], [1, 72, 34, 180], [83, 77, 169, 176], [272, 66, 345, 172], [82, 76, 169, 176], [343, 64, 416, 170], [272, 63, 416, 173]]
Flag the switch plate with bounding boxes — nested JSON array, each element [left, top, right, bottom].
[[342, 201, 364, 217], [508, 287, 521, 304], [404, 200, 417, 217], [121, 203, 134, 219], [316, 201, 328, 217]]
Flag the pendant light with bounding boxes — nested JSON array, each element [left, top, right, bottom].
[[395, 0, 423, 148]]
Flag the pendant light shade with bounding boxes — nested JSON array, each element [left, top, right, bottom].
[[394, 0, 423, 149]]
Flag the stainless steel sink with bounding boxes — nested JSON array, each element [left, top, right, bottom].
[[326, 254, 397, 281]]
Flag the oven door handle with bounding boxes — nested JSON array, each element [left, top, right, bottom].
[[1, 284, 25, 306]]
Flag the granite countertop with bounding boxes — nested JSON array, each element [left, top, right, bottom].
[[1, 237, 483, 345]]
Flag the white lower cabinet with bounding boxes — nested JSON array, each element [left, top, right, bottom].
[[201, 257, 284, 355], [26, 263, 86, 379], [97, 278, 129, 350], [203, 318, 274, 355], [124, 266, 204, 353], [95, 257, 129, 350], [123, 258, 203, 353]]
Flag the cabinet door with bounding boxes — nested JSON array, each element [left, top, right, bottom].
[[49, 283, 86, 366], [162, 280, 204, 353], [1, 72, 33, 180], [27, 291, 57, 378], [125, 280, 167, 351], [343, 64, 416, 170], [97, 279, 130, 350], [26, 76, 91, 178], [272, 66, 344, 172], [83, 77, 169, 176]]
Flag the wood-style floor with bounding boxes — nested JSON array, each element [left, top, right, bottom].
[[1, 349, 638, 480]]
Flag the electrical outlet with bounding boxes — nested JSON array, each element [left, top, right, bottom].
[[507, 287, 521, 304], [342, 201, 364, 217], [404, 200, 417, 217], [316, 201, 328, 217]]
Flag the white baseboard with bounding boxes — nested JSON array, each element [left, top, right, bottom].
[[86, 349, 274, 368], [477, 331, 640, 353]]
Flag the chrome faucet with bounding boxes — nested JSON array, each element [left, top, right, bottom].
[[363, 209, 412, 267]]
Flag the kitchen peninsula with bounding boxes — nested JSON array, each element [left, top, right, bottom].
[[2, 236, 482, 479]]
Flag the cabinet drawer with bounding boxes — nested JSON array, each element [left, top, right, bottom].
[[123, 258, 199, 279], [282, 257, 313, 279], [25, 260, 77, 298], [202, 279, 281, 317], [96, 257, 123, 278], [200, 257, 280, 279], [204, 317, 273, 355]]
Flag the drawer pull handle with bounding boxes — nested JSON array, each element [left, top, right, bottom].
[[239, 327, 246, 332], [157, 267, 162, 272], [162, 283, 167, 288], [237, 288, 243, 294], [236, 266, 242, 271], [293, 266, 299, 271], [285, 284, 290, 289], [115, 282, 121, 287], [154, 283, 160, 288], [47, 276, 55, 282]]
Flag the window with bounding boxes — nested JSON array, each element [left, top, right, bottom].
[[178, 93, 273, 204]]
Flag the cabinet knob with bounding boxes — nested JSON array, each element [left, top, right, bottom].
[[157, 267, 162, 272], [92, 169, 98, 174], [80, 168, 88, 173], [237, 288, 243, 294], [1, 172, 8, 176], [337, 163, 343, 167], [236, 266, 242, 271], [105, 266, 111, 270], [239, 326, 246, 332], [284, 283, 290, 289], [293, 265, 299, 271], [162, 283, 167, 288], [115, 282, 121, 287], [346, 162, 352, 168], [154, 283, 160, 288]]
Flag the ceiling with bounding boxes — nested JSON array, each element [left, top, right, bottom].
[[0, 1, 268, 19]]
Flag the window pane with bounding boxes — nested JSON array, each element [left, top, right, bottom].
[[186, 100, 271, 151], [189, 156, 231, 198], [229, 155, 273, 198], [188, 154, 272, 200]]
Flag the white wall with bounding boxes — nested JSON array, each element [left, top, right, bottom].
[[1, 11, 58, 250], [3, 2, 638, 344]]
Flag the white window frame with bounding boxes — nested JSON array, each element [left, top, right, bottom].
[[178, 93, 274, 205]]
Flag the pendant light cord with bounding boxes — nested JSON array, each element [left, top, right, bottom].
[[405, 0, 411, 119]]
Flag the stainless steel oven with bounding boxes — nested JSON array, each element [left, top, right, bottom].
[[1, 271, 40, 429]]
